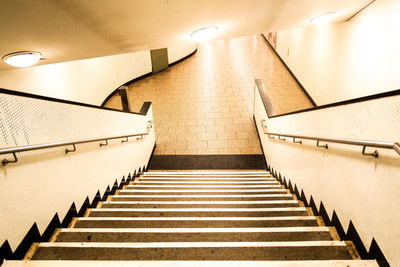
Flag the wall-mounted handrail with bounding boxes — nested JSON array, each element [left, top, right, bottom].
[[0, 120, 153, 166], [260, 120, 400, 158]]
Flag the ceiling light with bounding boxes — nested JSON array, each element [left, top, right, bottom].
[[311, 12, 336, 24], [2, 51, 42, 67], [191, 27, 219, 42]]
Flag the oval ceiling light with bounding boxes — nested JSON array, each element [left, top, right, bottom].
[[2, 51, 42, 67], [311, 12, 336, 24], [191, 26, 219, 42]]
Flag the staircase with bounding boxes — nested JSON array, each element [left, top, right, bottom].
[[6, 170, 378, 266]]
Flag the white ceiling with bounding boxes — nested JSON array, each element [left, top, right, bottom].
[[0, 0, 371, 71]]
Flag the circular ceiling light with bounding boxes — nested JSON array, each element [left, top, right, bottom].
[[191, 26, 219, 42], [311, 12, 336, 24], [2, 51, 42, 67]]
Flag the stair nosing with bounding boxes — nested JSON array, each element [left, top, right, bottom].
[[112, 194, 292, 198], [90, 207, 306, 212], [77, 216, 317, 221], [60, 227, 330, 233], [38, 241, 346, 248], [103, 200, 298, 204], [119, 189, 286, 192]]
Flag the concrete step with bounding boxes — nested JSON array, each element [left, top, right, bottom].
[[56, 227, 333, 242], [3, 260, 380, 267], [126, 185, 282, 190], [144, 171, 270, 176], [134, 181, 279, 185], [142, 175, 272, 178], [112, 194, 294, 201], [74, 216, 320, 228], [88, 207, 308, 217], [118, 189, 288, 195], [101, 200, 299, 208], [31, 241, 352, 260], [139, 177, 275, 181]]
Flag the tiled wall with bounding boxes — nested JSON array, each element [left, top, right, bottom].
[[0, 93, 155, 251], [254, 86, 400, 266], [105, 35, 313, 155]]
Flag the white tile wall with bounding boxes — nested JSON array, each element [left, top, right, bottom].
[[0, 93, 155, 251], [254, 87, 400, 266]]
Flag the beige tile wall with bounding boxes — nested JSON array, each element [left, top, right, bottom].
[[104, 35, 313, 155]]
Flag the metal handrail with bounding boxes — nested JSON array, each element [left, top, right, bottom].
[[0, 120, 153, 165], [260, 120, 400, 158]]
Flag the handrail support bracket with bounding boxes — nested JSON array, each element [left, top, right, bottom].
[[100, 140, 108, 147], [293, 137, 302, 144], [2, 152, 18, 166], [362, 146, 379, 158], [65, 144, 77, 154], [317, 140, 328, 149]]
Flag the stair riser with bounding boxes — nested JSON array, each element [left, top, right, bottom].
[[134, 182, 278, 185], [32, 246, 352, 260], [126, 186, 282, 190], [88, 211, 308, 217], [139, 179, 275, 182], [100, 203, 299, 208], [112, 196, 294, 201], [143, 174, 271, 176], [56, 232, 333, 242], [143, 175, 271, 178], [74, 220, 319, 228], [118, 191, 288, 195]]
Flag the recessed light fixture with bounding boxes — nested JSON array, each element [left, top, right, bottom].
[[2, 51, 42, 67], [311, 12, 336, 24], [191, 26, 219, 42]]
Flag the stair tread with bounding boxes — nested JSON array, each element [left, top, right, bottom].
[[140, 178, 275, 180], [3, 260, 379, 267], [39, 240, 346, 247], [32, 241, 352, 260], [74, 216, 319, 228], [119, 189, 286, 192], [113, 194, 292, 198], [127, 185, 281, 188], [135, 181, 278, 184], [21, 170, 367, 263], [78, 216, 318, 221], [62, 227, 329, 233], [105, 200, 298, 204], [92, 207, 306, 212]]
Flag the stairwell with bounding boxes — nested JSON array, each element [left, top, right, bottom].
[[6, 170, 378, 266]]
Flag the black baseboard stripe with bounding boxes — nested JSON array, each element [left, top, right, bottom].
[[369, 238, 390, 267], [40, 213, 61, 242], [60, 203, 77, 228], [12, 223, 41, 260], [168, 48, 198, 68], [269, 167, 390, 266], [260, 34, 400, 120], [269, 88, 400, 119], [0, 88, 144, 116], [0, 163, 144, 263], [260, 34, 317, 107], [331, 211, 346, 240], [146, 144, 157, 172], [0, 241, 12, 265], [100, 72, 152, 107], [101, 48, 197, 107]]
